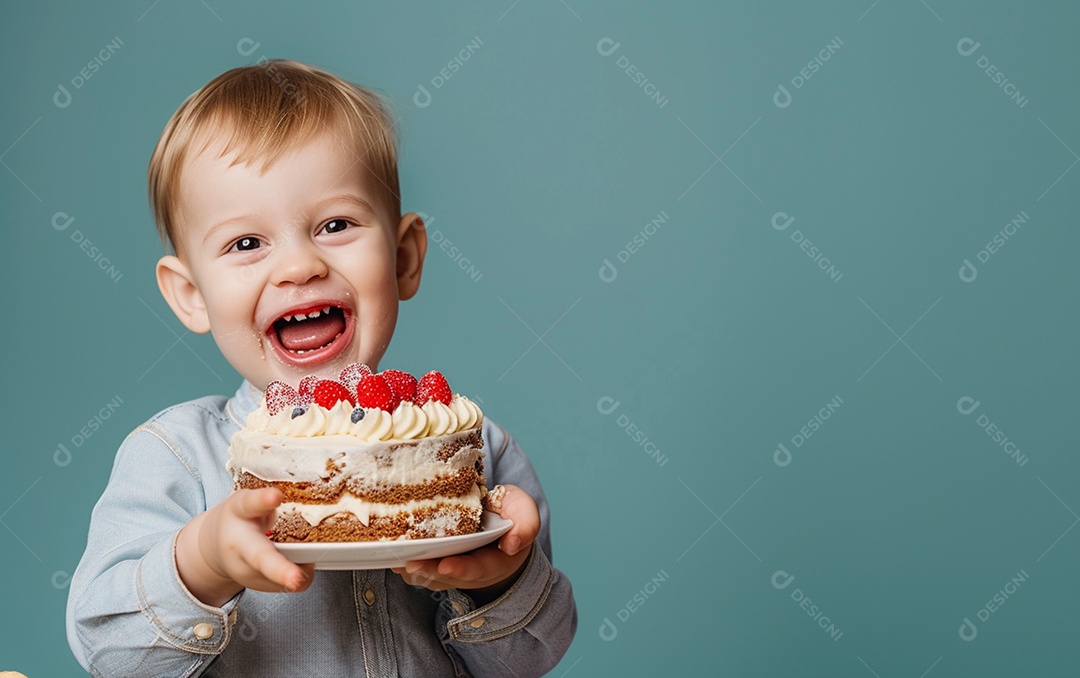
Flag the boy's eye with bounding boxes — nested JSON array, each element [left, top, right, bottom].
[[233, 237, 262, 251], [321, 219, 350, 234]]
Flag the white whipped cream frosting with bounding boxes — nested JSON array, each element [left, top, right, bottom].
[[244, 393, 482, 442]]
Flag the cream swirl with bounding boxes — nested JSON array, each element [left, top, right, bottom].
[[245, 404, 272, 431], [391, 401, 430, 439], [265, 403, 327, 437], [421, 401, 459, 436], [450, 394, 483, 431], [350, 407, 393, 441], [247, 393, 483, 439], [323, 401, 354, 436]]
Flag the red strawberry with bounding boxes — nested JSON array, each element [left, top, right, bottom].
[[312, 379, 355, 409], [416, 371, 452, 405], [264, 380, 300, 415], [356, 374, 398, 412], [380, 369, 418, 403], [298, 375, 321, 396], [339, 363, 373, 392]]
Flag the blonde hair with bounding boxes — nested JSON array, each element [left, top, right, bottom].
[[148, 60, 400, 252]]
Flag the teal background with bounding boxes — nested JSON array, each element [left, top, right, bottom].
[[2, 1, 1078, 675]]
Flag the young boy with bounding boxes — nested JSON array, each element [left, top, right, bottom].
[[66, 60, 577, 677]]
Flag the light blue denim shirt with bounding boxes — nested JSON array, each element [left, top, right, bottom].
[[66, 381, 577, 677]]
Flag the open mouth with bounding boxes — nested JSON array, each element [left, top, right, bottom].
[[267, 303, 354, 367]]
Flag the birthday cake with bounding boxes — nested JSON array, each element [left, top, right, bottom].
[[227, 364, 486, 542]]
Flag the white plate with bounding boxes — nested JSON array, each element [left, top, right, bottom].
[[274, 512, 514, 570]]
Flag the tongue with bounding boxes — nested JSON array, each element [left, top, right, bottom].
[[277, 314, 345, 351]]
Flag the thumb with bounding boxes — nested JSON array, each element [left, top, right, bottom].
[[494, 485, 540, 556], [232, 488, 284, 520]]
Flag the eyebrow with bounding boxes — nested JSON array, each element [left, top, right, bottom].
[[315, 194, 378, 218], [202, 194, 378, 245], [202, 214, 256, 245]]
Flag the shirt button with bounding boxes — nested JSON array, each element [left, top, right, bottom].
[[451, 601, 465, 615], [469, 617, 485, 629], [363, 587, 376, 606], [193, 622, 214, 640]]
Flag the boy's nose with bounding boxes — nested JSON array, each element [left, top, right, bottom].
[[270, 239, 329, 286]]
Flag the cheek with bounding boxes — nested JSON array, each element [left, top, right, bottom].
[[360, 244, 397, 276], [196, 268, 260, 328], [348, 254, 400, 337], [346, 249, 398, 295]]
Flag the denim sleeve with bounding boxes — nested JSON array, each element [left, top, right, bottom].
[[66, 424, 241, 678], [436, 421, 578, 677]]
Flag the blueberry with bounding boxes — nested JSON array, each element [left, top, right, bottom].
[[291, 406, 306, 419], [350, 407, 365, 423]]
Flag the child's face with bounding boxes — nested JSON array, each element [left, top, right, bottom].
[[157, 132, 424, 391]]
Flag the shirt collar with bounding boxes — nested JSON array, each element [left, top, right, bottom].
[[225, 379, 262, 427]]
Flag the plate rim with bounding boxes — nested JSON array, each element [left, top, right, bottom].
[[273, 511, 513, 569]]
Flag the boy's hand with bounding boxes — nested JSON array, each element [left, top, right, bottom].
[[176, 488, 314, 607], [392, 485, 540, 605]]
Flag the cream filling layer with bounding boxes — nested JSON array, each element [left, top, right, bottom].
[[276, 484, 484, 527], [228, 428, 482, 483]]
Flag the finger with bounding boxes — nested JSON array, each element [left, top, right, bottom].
[[495, 485, 540, 555], [295, 563, 316, 589], [436, 553, 480, 579], [240, 567, 314, 594], [394, 551, 511, 591], [245, 539, 310, 592], [393, 564, 453, 590], [399, 573, 452, 591], [400, 554, 486, 587], [404, 558, 438, 575], [231, 488, 284, 521], [437, 547, 509, 580], [500, 533, 521, 557]]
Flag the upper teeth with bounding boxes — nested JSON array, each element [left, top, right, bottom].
[[285, 305, 333, 322]]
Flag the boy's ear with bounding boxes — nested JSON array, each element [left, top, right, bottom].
[[395, 212, 427, 301], [156, 255, 211, 334]]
